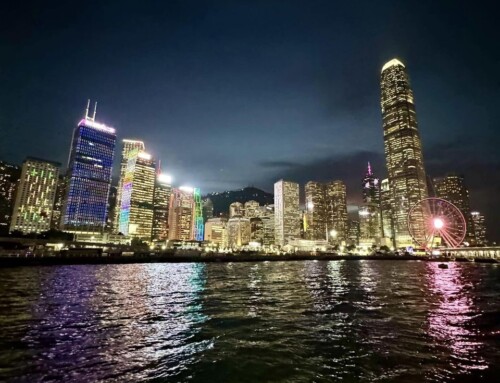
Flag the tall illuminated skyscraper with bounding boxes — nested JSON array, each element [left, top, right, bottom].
[[168, 187, 195, 241], [380, 178, 394, 243], [227, 216, 251, 248], [0, 161, 20, 234], [325, 181, 348, 242], [61, 101, 116, 233], [305, 181, 327, 240], [359, 163, 382, 244], [274, 180, 300, 246], [381, 59, 428, 247], [10, 157, 60, 233], [434, 174, 475, 243], [119, 150, 156, 240], [114, 139, 145, 231], [471, 211, 486, 245], [152, 174, 172, 241]]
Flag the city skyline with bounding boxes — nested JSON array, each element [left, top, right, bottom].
[[1, 1, 498, 238]]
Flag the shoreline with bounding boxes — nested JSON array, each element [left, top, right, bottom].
[[0, 253, 497, 267]]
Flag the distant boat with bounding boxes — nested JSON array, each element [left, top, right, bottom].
[[438, 263, 449, 269]]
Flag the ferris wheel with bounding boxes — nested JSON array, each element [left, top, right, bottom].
[[407, 197, 466, 249]]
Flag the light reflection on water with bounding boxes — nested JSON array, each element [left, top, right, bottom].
[[0, 261, 499, 382]]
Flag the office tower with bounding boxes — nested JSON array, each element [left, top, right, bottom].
[[325, 180, 348, 242], [380, 178, 394, 244], [118, 151, 156, 240], [0, 161, 20, 234], [193, 188, 204, 241], [244, 200, 260, 218], [10, 157, 60, 233], [274, 180, 300, 246], [114, 139, 145, 231], [347, 220, 360, 246], [359, 163, 382, 244], [50, 175, 66, 230], [61, 102, 116, 233], [250, 217, 264, 244], [204, 217, 228, 248], [229, 202, 244, 217], [152, 173, 172, 241], [106, 185, 117, 233], [168, 187, 195, 241], [227, 216, 251, 248], [202, 198, 214, 222], [381, 59, 428, 247], [305, 181, 327, 240], [434, 174, 475, 243], [471, 211, 486, 245]]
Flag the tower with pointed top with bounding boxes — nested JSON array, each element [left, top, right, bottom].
[[359, 162, 382, 245], [61, 101, 117, 233], [380, 59, 428, 247]]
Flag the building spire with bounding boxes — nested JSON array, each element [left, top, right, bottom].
[[367, 161, 372, 176], [85, 99, 90, 119], [92, 101, 97, 121]]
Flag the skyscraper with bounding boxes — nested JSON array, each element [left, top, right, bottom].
[[325, 180, 348, 242], [10, 157, 60, 234], [50, 175, 66, 230], [274, 180, 300, 246], [305, 181, 327, 240], [61, 102, 116, 233], [114, 139, 145, 231], [380, 178, 394, 244], [118, 150, 156, 240], [0, 161, 20, 234], [434, 174, 475, 243], [381, 59, 428, 247], [359, 163, 382, 245], [152, 173, 172, 241], [471, 211, 486, 246], [244, 200, 260, 218], [168, 187, 195, 241]]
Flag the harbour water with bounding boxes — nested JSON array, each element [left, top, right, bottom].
[[0, 261, 499, 382]]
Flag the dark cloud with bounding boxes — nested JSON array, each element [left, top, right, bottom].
[[259, 161, 301, 169]]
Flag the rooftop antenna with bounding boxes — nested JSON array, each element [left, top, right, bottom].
[[92, 101, 97, 121], [157, 159, 161, 175], [85, 99, 90, 119]]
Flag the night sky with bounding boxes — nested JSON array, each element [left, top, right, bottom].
[[1, 1, 499, 239]]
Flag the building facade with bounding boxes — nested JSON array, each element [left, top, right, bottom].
[[359, 163, 382, 245], [0, 161, 20, 234], [61, 105, 116, 233], [118, 151, 156, 240], [244, 200, 260, 218], [380, 178, 394, 244], [325, 180, 348, 242], [227, 216, 251, 248], [114, 139, 145, 231], [10, 158, 60, 233], [434, 174, 475, 243], [229, 202, 244, 218], [204, 217, 228, 248], [152, 173, 172, 241], [168, 187, 195, 241], [50, 175, 66, 230], [471, 211, 486, 245], [274, 180, 300, 246], [381, 59, 428, 247], [305, 181, 327, 240]]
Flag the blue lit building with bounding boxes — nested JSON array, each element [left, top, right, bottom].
[[61, 103, 117, 233]]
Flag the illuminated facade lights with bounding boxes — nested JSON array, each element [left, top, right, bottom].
[[229, 202, 244, 217], [193, 188, 204, 241], [305, 181, 327, 240], [471, 211, 486, 245], [152, 173, 172, 241], [10, 157, 60, 233], [168, 187, 195, 241], [244, 200, 260, 218], [325, 181, 348, 243], [114, 139, 145, 232], [61, 104, 116, 233], [118, 150, 156, 240], [274, 180, 300, 246], [433, 174, 475, 243], [204, 217, 228, 247], [380, 58, 428, 247], [359, 163, 382, 245], [380, 178, 394, 242], [227, 216, 251, 248], [0, 161, 20, 232]]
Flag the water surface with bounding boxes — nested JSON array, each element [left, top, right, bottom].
[[0, 261, 499, 382]]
